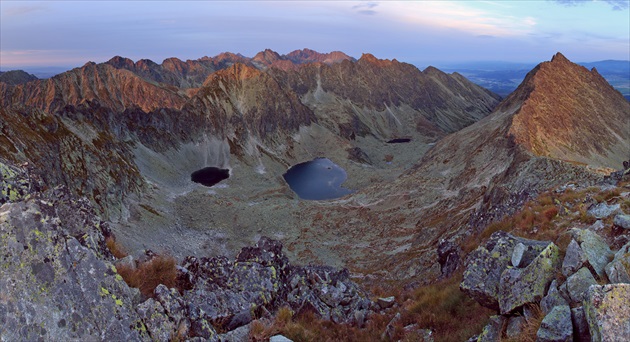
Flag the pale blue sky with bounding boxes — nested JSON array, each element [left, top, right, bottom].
[[1, 0, 628, 69]]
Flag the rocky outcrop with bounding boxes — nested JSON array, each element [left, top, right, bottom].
[[0, 188, 146, 341], [463, 219, 630, 341], [181, 237, 371, 333], [0, 166, 374, 340], [460, 231, 552, 311], [584, 284, 630, 341]]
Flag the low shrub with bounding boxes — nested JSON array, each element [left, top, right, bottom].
[[116, 255, 178, 298]]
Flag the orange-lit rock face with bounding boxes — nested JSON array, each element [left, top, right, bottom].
[[506, 53, 630, 168], [2, 63, 188, 114]]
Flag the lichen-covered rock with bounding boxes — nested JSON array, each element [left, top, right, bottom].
[[0, 161, 32, 204], [541, 280, 568, 315], [571, 307, 591, 342], [584, 284, 630, 342], [0, 197, 147, 341], [570, 228, 614, 278], [605, 241, 630, 283], [498, 242, 561, 314], [285, 265, 372, 324], [587, 202, 620, 219], [506, 316, 526, 339], [536, 305, 573, 342], [136, 298, 176, 341], [561, 239, 587, 277], [460, 231, 550, 310], [182, 237, 371, 332], [566, 267, 598, 303], [613, 213, 630, 229], [477, 315, 505, 342]]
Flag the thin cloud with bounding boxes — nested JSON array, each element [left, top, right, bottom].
[[552, 0, 629, 10], [353, 1, 379, 15], [3, 4, 47, 17]]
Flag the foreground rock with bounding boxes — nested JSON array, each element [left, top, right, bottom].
[[584, 284, 630, 341], [462, 222, 630, 341], [0, 189, 146, 341], [460, 231, 555, 312], [0, 165, 373, 340]]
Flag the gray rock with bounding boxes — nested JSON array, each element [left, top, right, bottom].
[[270, 335, 294, 342], [589, 220, 605, 231], [571, 307, 591, 342], [584, 284, 630, 342], [613, 214, 630, 229], [438, 238, 461, 277], [498, 243, 561, 314], [382, 312, 401, 340], [566, 268, 598, 303], [605, 242, 630, 283], [477, 315, 506, 342], [561, 239, 586, 277], [570, 228, 614, 278], [512, 242, 526, 267], [506, 316, 526, 339], [587, 203, 620, 219], [541, 280, 568, 315], [0, 197, 148, 342], [217, 323, 251, 342], [136, 298, 176, 342], [536, 305, 573, 342], [461, 231, 550, 310], [377, 296, 396, 309]]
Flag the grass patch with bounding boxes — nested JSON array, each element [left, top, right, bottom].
[[116, 255, 178, 298], [105, 236, 128, 259]]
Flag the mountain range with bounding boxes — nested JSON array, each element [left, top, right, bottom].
[[0, 48, 629, 340]]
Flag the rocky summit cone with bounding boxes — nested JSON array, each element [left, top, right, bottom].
[[503, 52, 630, 169]]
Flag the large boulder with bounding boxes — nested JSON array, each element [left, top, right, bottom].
[[536, 305, 573, 342], [605, 241, 630, 284], [584, 284, 630, 342], [541, 280, 568, 315], [460, 231, 549, 310], [587, 203, 620, 219], [613, 214, 630, 230], [570, 228, 614, 278], [477, 315, 506, 342], [0, 194, 148, 341], [561, 239, 587, 277], [498, 242, 561, 314], [565, 267, 597, 303]]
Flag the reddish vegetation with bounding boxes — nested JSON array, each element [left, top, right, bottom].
[[105, 236, 127, 259], [116, 255, 178, 298], [105, 235, 179, 298]]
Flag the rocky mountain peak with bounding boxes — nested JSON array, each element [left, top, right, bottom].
[[358, 53, 395, 67], [0, 70, 38, 85], [550, 51, 570, 63], [285, 48, 354, 64], [105, 56, 136, 69], [503, 53, 629, 169], [252, 49, 283, 67]]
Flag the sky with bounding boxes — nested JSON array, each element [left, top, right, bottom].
[[1, 0, 629, 70]]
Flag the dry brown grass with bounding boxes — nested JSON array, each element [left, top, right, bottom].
[[502, 304, 544, 342], [105, 236, 128, 259], [405, 272, 493, 342], [117, 255, 178, 298]]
